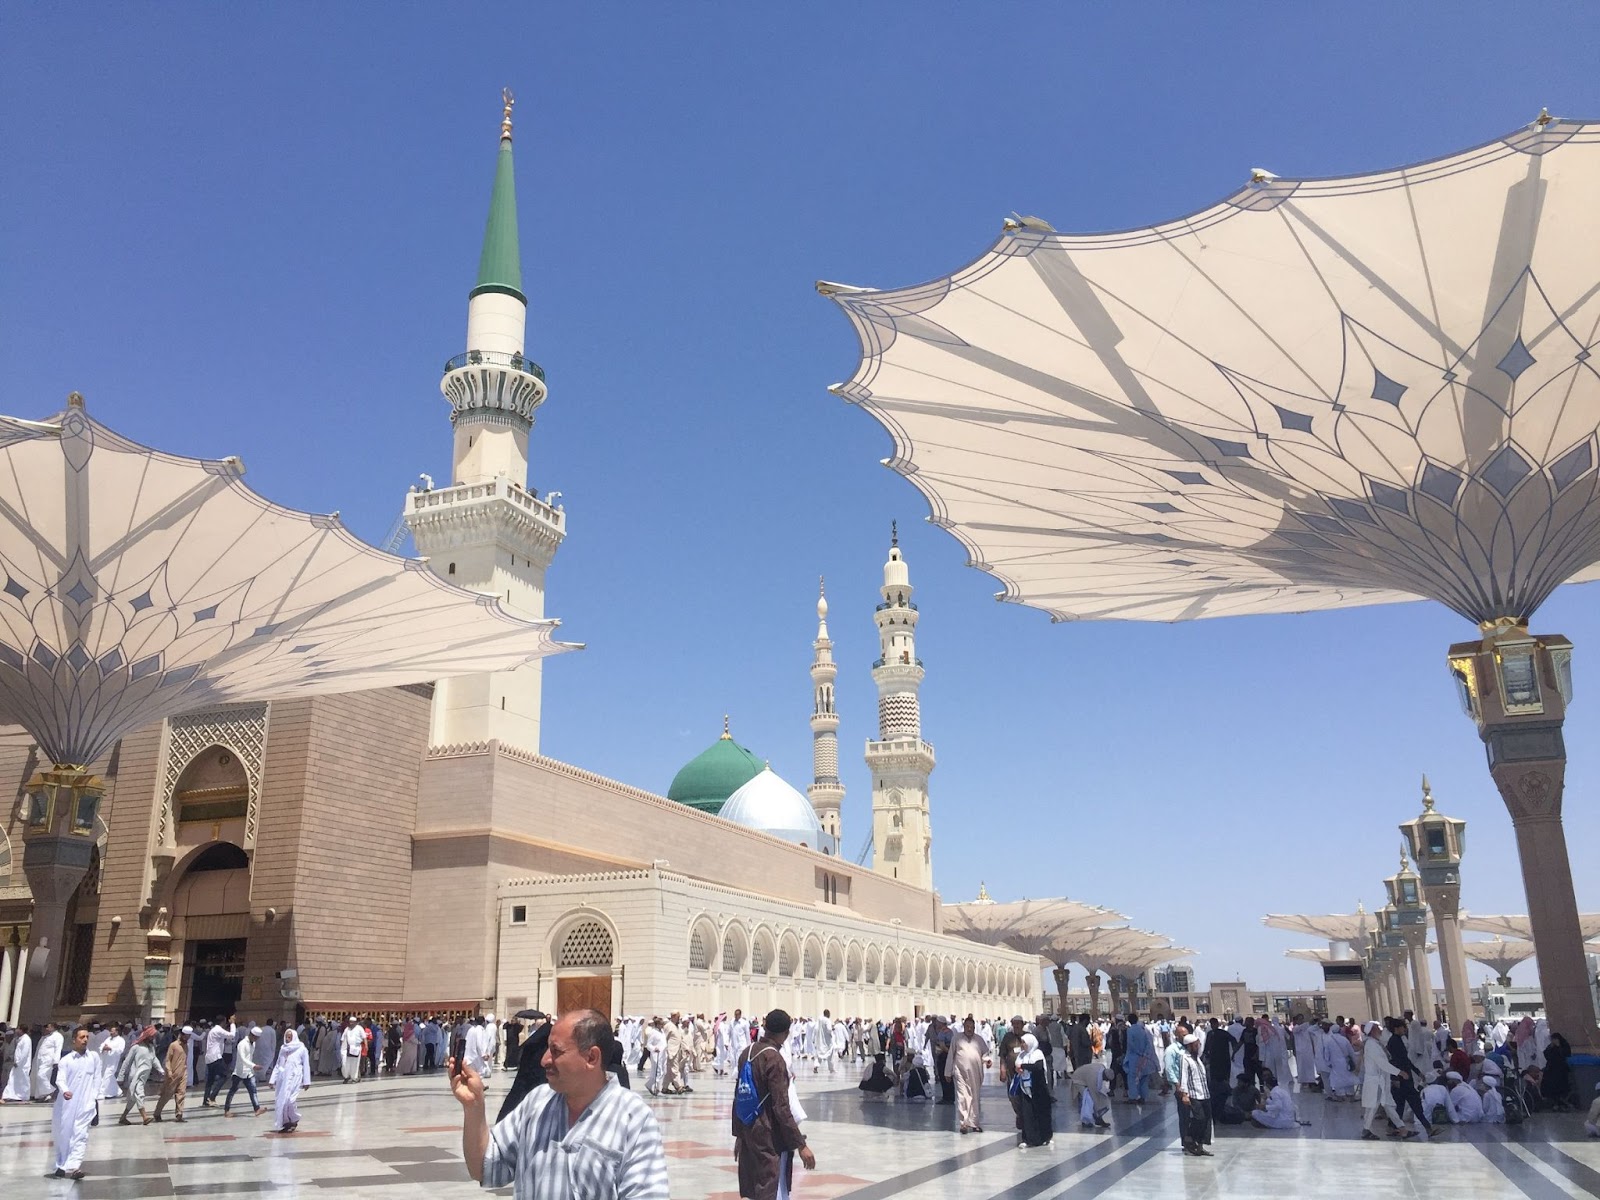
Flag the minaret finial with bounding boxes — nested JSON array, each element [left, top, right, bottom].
[[501, 87, 515, 142], [891, 518, 898, 547], [1421, 773, 1435, 811], [976, 881, 991, 902], [721, 713, 731, 740]]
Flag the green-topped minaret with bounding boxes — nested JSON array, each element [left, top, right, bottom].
[[406, 87, 564, 756], [472, 88, 525, 303]]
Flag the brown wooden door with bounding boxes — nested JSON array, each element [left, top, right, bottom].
[[556, 974, 612, 1020]]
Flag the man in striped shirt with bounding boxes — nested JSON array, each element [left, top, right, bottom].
[[451, 1008, 669, 1200]]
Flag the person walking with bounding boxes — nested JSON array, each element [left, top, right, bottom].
[[1175, 1033, 1213, 1157], [339, 1016, 364, 1084], [201, 1016, 234, 1107], [223, 1026, 264, 1117], [1359, 1021, 1410, 1141], [115, 1026, 160, 1125], [270, 1028, 311, 1134], [151, 1027, 192, 1124], [731, 1009, 814, 1200], [50, 1028, 99, 1180], [1123, 1015, 1157, 1106], [945, 1017, 989, 1134]]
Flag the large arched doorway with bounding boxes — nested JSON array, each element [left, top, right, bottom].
[[172, 842, 251, 1021]]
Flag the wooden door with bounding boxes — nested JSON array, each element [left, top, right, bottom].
[[556, 974, 612, 1020]]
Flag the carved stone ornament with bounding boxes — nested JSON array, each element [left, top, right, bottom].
[[155, 702, 269, 849]]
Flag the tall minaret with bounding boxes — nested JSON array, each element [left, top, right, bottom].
[[865, 523, 936, 887], [807, 577, 844, 844], [407, 89, 566, 753]]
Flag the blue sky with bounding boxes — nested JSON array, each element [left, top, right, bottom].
[[4, 4, 1597, 990]]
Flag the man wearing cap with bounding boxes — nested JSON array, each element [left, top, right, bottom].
[[151, 1027, 192, 1123], [1175, 1033, 1213, 1156], [339, 1016, 364, 1084], [116, 1026, 161, 1125], [223, 1026, 264, 1116], [1359, 1021, 1410, 1140]]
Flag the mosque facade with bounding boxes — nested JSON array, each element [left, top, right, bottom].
[[0, 101, 1040, 1028]]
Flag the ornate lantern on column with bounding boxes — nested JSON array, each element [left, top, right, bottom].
[[17, 765, 104, 1023], [1400, 778, 1473, 1029], [1384, 848, 1434, 1020]]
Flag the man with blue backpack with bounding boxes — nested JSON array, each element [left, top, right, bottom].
[[731, 1010, 815, 1200]]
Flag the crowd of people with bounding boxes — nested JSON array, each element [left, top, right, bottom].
[[6, 1003, 1596, 1187]]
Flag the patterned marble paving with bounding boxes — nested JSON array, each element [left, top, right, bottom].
[[2, 1063, 1596, 1198]]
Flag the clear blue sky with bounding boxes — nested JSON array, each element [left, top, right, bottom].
[[4, 4, 1597, 991]]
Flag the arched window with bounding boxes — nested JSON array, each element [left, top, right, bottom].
[[689, 925, 712, 971], [558, 921, 614, 968], [174, 746, 248, 825]]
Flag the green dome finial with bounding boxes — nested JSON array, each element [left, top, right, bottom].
[[668, 723, 763, 815], [472, 88, 525, 304]]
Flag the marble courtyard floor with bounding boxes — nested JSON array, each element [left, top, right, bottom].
[[2, 1066, 1597, 1199]]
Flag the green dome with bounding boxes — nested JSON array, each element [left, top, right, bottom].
[[668, 728, 762, 815]]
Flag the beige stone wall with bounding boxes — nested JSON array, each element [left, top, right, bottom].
[[403, 744, 950, 1008], [494, 871, 1044, 1022]]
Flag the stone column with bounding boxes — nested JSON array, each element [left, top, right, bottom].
[[8, 944, 27, 1025], [1454, 630, 1599, 1053], [1107, 976, 1122, 1016], [1403, 932, 1432, 1020], [1422, 887, 1474, 1032], [0, 941, 14, 1025], [19, 835, 93, 1025], [1052, 966, 1071, 1017], [1085, 972, 1102, 1019]]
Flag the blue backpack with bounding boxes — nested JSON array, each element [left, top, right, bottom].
[[733, 1048, 772, 1125]]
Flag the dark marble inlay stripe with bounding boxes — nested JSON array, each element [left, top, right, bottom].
[[1517, 1141, 1600, 1198], [835, 1105, 1171, 1200], [1473, 1141, 1577, 1200], [167, 1153, 255, 1165], [174, 1182, 277, 1195], [988, 1107, 1177, 1200]]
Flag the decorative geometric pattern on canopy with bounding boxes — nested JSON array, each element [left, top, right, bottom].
[[1042, 925, 1179, 972], [0, 407, 577, 765], [821, 121, 1600, 624], [1462, 913, 1600, 940]]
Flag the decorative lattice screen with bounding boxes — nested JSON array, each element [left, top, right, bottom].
[[689, 928, 710, 971], [558, 921, 614, 968], [722, 933, 744, 972], [752, 938, 771, 974]]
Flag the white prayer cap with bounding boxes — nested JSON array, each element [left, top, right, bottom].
[[181, 1026, 193, 1035], [249, 1026, 262, 1035], [1484, 1076, 1500, 1087], [1362, 1021, 1381, 1034], [1445, 1070, 1463, 1082], [1183, 1033, 1199, 1045]]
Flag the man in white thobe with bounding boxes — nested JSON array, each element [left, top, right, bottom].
[[3, 1028, 32, 1102], [254, 1022, 278, 1082], [1420, 1073, 1458, 1124], [51, 1029, 99, 1179], [339, 1017, 365, 1084], [98, 1024, 127, 1105], [729, 1008, 752, 1067], [830, 1017, 847, 1075], [644, 1019, 667, 1095], [1448, 1073, 1484, 1123], [34, 1024, 63, 1100], [1405, 1013, 1433, 1079], [270, 1028, 311, 1133], [1291, 1017, 1319, 1090]]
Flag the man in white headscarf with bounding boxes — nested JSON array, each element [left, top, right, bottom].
[[1420, 1070, 1457, 1124], [270, 1027, 311, 1134], [1250, 1068, 1302, 1129], [1290, 1015, 1319, 1091], [1447, 1072, 1484, 1123]]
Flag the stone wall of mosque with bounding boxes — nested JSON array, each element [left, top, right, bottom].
[[2, 686, 429, 1026], [402, 743, 951, 1009], [494, 870, 1044, 1023]]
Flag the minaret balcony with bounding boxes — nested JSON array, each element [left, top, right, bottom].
[[871, 656, 924, 670], [444, 349, 545, 381], [406, 475, 566, 562], [442, 350, 548, 423], [875, 600, 918, 612]]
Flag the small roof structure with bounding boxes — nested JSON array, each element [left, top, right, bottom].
[[0, 405, 577, 766], [1462, 913, 1600, 940], [1262, 909, 1372, 943], [819, 119, 1600, 625], [1462, 936, 1538, 978], [940, 890, 1125, 956]]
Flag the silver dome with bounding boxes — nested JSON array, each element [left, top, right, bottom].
[[719, 767, 836, 854]]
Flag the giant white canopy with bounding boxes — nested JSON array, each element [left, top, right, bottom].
[[0, 406, 577, 765], [821, 120, 1600, 624]]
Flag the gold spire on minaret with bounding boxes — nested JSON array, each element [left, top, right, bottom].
[[1421, 773, 1435, 811], [720, 713, 731, 740], [501, 87, 515, 142]]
